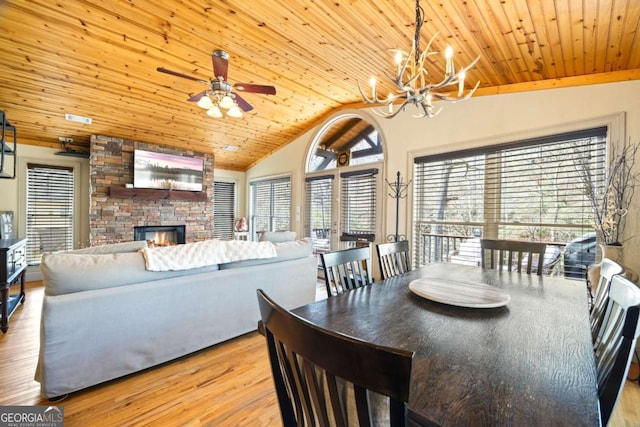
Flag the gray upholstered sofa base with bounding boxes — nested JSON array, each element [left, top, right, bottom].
[[35, 239, 317, 398]]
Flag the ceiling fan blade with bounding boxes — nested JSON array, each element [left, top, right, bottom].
[[234, 83, 276, 95], [187, 91, 207, 102], [157, 67, 208, 84], [212, 50, 229, 80], [234, 93, 254, 112]]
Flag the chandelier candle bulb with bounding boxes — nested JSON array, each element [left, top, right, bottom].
[[445, 46, 454, 75], [458, 70, 466, 96], [369, 77, 377, 99], [395, 51, 403, 74]]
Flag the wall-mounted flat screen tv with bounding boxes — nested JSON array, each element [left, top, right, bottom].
[[133, 149, 204, 192]]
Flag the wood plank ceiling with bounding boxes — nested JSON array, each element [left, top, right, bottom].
[[0, 1, 639, 171]]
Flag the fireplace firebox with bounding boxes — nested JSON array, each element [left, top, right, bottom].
[[133, 225, 186, 247]]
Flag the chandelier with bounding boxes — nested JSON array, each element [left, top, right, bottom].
[[196, 88, 243, 118], [358, 0, 480, 119]]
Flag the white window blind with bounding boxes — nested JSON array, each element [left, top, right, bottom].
[[413, 127, 607, 268], [250, 177, 291, 239], [305, 175, 333, 254], [213, 181, 235, 240], [340, 168, 378, 245], [26, 164, 74, 264]]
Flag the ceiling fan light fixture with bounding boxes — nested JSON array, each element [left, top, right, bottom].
[[206, 105, 223, 118], [197, 94, 213, 109], [226, 104, 243, 118], [157, 49, 276, 119], [219, 95, 235, 110]]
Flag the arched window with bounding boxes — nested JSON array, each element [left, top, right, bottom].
[[307, 114, 383, 172]]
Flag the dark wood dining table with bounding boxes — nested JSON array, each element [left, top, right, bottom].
[[292, 263, 601, 426]]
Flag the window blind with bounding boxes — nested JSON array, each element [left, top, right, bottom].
[[340, 168, 378, 244], [213, 181, 235, 240], [26, 164, 74, 264], [413, 127, 607, 268], [305, 175, 334, 254], [250, 177, 291, 239]]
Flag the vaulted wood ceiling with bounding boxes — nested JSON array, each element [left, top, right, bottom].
[[1, 1, 639, 171]]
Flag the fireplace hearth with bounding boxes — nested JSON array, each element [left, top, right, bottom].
[[134, 225, 186, 247]]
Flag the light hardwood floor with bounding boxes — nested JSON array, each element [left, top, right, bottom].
[[1, 282, 638, 426]]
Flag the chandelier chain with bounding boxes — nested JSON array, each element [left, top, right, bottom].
[[414, 0, 424, 68]]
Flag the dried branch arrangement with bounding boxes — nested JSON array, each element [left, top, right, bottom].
[[577, 141, 639, 245]]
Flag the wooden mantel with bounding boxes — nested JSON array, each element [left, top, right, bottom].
[[109, 186, 207, 201]]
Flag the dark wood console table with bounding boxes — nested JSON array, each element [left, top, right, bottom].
[[1, 238, 27, 333]]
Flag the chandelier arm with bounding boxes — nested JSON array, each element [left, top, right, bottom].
[[372, 99, 412, 119], [384, 69, 422, 92], [420, 73, 456, 92], [357, 80, 377, 103], [419, 53, 480, 93], [392, 44, 415, 83], [431, 80, 481, 102]]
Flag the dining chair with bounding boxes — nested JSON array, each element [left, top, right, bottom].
[[376, 240, 411, 280], [593, 274, 640, 426], [256, 289, 414, 427], [590, 258, 624, 343], [321, 246, 373, 297], [480, 239, 547, 275]]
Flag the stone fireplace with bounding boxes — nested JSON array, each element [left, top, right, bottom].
[[89, 135, 215, 246], [134, 225, 186, 247]]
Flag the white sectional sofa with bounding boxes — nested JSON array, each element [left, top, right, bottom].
[[35, 238, 317, 398]]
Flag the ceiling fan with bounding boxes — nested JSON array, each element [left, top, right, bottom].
[[157, 50, 276, 118]]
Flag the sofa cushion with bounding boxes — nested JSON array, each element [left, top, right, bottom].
[[219, 238, 312, 270], [259, 230, 297, 243], [61, 240, 148, 255], [41, 251, 219, 296]]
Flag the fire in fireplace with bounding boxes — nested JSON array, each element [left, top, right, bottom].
[[133, 225, 186, 247]]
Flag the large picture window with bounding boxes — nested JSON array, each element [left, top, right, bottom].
[[413, 127, 607, 275], [250, 177, 291, 239]]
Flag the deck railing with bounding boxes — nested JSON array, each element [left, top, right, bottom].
[[415, 233, 469, 265]]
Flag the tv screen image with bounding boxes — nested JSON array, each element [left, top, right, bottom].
[[133, 149, 204, 192]]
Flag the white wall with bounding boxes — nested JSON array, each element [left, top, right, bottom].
[[213, 168, 247, 219], [247, 80, 640, 274]]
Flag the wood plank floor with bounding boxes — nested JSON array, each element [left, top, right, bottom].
[[1, 282, 638, 426]]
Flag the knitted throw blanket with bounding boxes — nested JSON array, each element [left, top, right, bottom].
[[140, 239, 277, 271]]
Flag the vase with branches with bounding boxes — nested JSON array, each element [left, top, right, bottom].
[[576, 141, 639, 247]]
